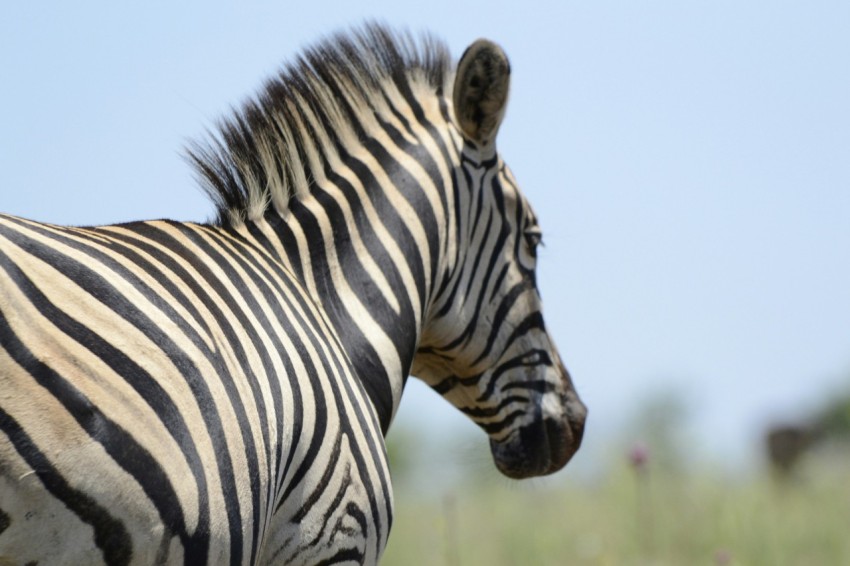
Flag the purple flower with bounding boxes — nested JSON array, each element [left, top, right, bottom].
[[628, 442, 649, 471]]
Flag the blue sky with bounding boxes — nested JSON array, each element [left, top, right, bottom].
[[2, 2, 849, 475]]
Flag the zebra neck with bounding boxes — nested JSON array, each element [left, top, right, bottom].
[[249, 204, 437, 435]]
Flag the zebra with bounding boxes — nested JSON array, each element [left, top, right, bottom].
[[0, 24, 586, 565]]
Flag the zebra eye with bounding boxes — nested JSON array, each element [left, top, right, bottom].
[[523, 227, 543, 255]]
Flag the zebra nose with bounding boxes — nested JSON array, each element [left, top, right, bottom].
[[565, 391, 587, 453], [559, 363, 587, 452]]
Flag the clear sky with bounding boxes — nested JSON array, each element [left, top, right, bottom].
[[2, 2, 849, 475]]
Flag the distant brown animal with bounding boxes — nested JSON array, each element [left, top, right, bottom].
[[765, 424, 819, 475]]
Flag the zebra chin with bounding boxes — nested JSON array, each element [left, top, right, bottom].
[[488, 400, 587, 479]]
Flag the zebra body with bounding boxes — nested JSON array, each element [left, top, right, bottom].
[[0, 217, 390, 563], [0, 26, 586, 565]]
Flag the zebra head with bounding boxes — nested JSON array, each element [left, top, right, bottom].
[[412, 40, 587, 479]]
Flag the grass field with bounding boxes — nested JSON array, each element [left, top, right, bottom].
[[381, 455, 850, 565]]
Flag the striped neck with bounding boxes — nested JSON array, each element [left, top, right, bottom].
[[186, 25, 460, 432], [255, 154, 452, 431], [248, 115, 460, 434]]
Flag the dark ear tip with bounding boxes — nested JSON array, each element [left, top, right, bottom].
[[460, 40, 510, 80], [460, 39, 507, 62]]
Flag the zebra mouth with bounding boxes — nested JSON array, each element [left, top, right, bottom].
[[489, 397, 587, 479]]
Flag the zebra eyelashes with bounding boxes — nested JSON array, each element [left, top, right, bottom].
[[523, 226, 543, 257]]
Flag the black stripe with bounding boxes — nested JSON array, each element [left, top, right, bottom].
[[0, 230, 211, 560], [277, 271, 391, 552], [460, 395, 530, 420], [0, 347, 133, 566], [473, 288, 543, 365], [291, 431, 344, 523], [479, 348, 554, 403], [478, 409, 526, 435], [0, 406, 132, 565], [434, 160, 479, 319], [94, 222, 293, 550], [1, 219, 272, 560], [435, 175, 511, 353], [278, 332, 330, 506], [283, 195, 397, 434]]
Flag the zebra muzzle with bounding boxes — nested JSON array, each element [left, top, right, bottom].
[[489, 375, 587, 479]]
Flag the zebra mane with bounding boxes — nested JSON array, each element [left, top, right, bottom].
[[187, 23, 451, 227]]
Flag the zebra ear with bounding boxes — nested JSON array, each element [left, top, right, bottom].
[[453, 39, 511, 146]]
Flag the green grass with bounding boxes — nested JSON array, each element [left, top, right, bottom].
[[381, 460, 850, 565]]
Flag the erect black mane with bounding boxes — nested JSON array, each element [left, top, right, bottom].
[[186, 23, 451, 227]]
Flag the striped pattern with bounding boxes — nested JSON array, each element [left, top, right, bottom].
[[0, 217, 389, 564], [0, 24, 585, 565]]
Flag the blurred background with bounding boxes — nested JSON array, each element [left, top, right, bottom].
[[2, 2, 849, 564]]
